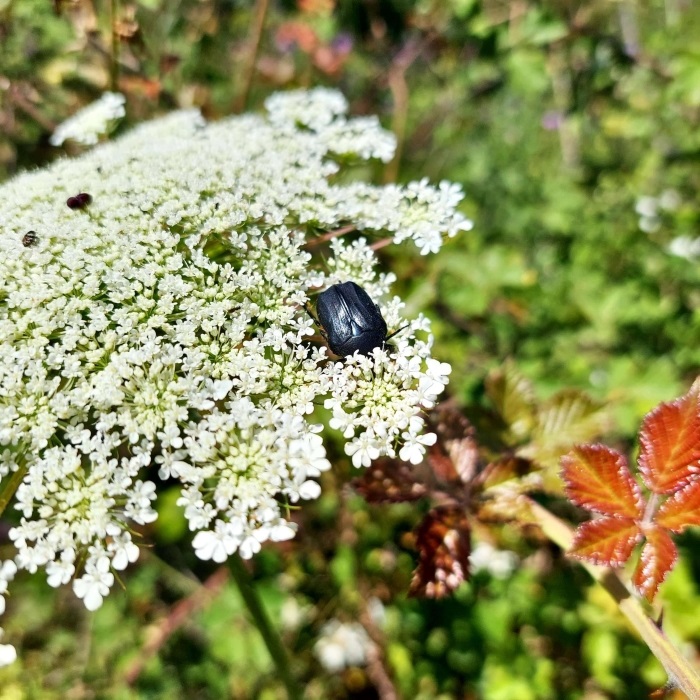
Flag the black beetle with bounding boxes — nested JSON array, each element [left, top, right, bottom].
[[314, 281, 404, 357]]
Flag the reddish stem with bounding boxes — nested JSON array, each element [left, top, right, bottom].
[[304, 224, 356, 248]]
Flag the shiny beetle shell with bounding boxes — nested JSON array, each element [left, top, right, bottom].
[[316, 281, 389, 357]]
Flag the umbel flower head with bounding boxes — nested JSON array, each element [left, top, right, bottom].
[[0, 89, 469, 630], [49, 92, 127, 147]]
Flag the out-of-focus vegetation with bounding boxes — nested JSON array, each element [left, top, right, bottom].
[[1, 0, 700, 698]]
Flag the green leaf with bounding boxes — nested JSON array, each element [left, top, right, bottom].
[[523, 389, 607, 470], [485, 361, 537, 441], [154, 487, 188, 544]]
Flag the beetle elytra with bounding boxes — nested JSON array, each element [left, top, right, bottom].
[[312, 281, 405, 357]]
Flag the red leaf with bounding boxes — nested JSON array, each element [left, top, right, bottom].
[[432, 401, 475, 443], [352, 458, 427, 504], [447, 436, 480, 485], [409, 506, 471, 599], [570, 516, 642, 566], [427, 444, 461, 483], [561, 445, 645, 518], [656, 480, 700, 533], [632, 526, 678, 602], [118, 75, 162, 101], [427, 437, 479, 486], [429, 402, 479, 485], [638, 388, 700, 494]]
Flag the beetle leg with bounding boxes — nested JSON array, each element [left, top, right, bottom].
[[304, 302, 330, 344], [304, 302, 320, 325], [385, 322, 410, 343]]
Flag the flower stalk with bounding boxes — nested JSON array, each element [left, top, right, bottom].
[[229, 554, 302, 700], [0, 463, 27, 519]]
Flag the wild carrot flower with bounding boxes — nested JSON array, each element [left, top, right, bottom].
[[0, 89, 470, 658], [49, 92, 126, 147], [313, 619, 375, 672]]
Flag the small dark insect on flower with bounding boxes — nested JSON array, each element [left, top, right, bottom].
[[67, 192, 92, 209], [312, 281, 406, 357], [22, 230, 38, 247]]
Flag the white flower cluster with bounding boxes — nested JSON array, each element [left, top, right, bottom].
[[265, 89, 396, 163], [469, 541, 518, 579], [634, 189, 680, 234], [635, 190, 700, 260], [49, 92, 126, 147], [0, 561, 17, 666], [0, 90, 464, 636], [341, 179, 472, 255], [668, 236, 700, 260], [313, 620, 375, 672]]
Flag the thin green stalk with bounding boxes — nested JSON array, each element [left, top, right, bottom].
[[0, 463, 27, 518], [229, 553, 302, 700], [110, 0, 120, 92], [525, 497, 700, 699], [234, 0, 269, 113]]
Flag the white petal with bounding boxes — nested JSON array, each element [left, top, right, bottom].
[[299, 480, 321, 500]]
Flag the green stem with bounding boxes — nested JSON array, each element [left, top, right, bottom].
[[0, 463, 28, 518], [524, 497, 700, 699], [233, 0, 269, 113], [229, 553, 302, 700], [110, 0, 120, 92]]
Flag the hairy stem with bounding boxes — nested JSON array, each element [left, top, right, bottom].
[[525, 497, 700, 699], [228, 554, 302, 700]]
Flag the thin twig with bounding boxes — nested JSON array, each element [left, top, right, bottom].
[[84, 34, 141, 75], [110, 0, 120, 91], [547, 46, 580, 170], [304, 224, 357, 248], [384, 37, 428, 184], [234, 0, 270, 113], [2, 82, 56, 132], [370, 236, 394, 251], [124, 566, 229, 685], [358, 590, 399, 700], [140, 549, 202, 596]]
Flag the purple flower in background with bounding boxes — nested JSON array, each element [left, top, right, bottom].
[[541, 110, 564, 131], [331, 32, 353, 55]]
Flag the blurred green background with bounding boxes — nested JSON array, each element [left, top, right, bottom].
[[1, 0, 700, 697]]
